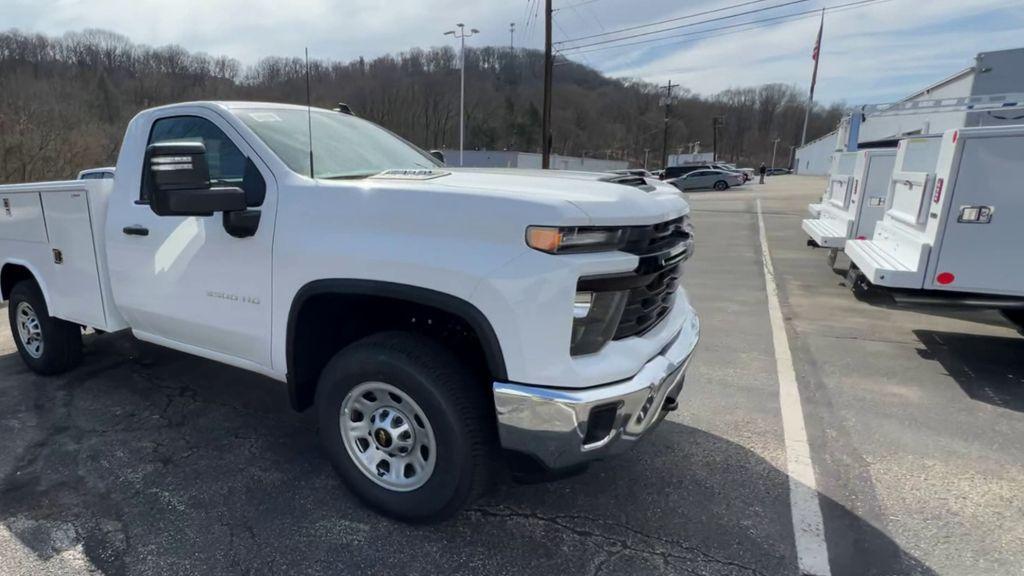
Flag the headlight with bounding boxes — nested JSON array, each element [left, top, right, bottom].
[[526, 226, 626, 254], [570, 290, 628, 356]]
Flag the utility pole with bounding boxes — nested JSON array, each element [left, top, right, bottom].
[[444, 23, 479, 167], [661, 80, 675, 170], [712, 117, 724, 162], [643, 148, 650, 169], [509, 22, 515, 52], [771, 138, 781, 170], [542, 0, 553, 169]]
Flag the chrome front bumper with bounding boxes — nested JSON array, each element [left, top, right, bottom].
[[492, 312, 700, 470]]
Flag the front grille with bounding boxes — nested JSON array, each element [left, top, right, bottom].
[[577, 216, 691, 342], [614, 262, 681, 340], [622, 216, 689, 256]]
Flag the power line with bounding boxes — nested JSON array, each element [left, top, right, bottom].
[[522, 0, 535, 33], [530, 0, 543, 41], [568, 0, 893, 56], [560, 0, 892, 54], [583, 2, 607, 31], [552, 15, 594, 67], [557, 0, 811, 51], [556, 0, 787, 45], [524, 0, 539, 41], [566, 14, 807, 56]]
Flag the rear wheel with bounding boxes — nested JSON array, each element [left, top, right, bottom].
[[7, 280, 82, 375], [316, 332, 493, 522], [713, 180, 729, 191]]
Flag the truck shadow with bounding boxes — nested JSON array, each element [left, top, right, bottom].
[[0, 332, 933, 576], [914, 330, 1024, 413]]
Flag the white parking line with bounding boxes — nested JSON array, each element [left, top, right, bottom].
[[756, 199, 832, 576]]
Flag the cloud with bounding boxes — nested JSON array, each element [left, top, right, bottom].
[[3, 0, 1023, 105], [597, 0, 1024, 103]]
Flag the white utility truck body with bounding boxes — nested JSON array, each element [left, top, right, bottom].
[[845, 125, 1024, 299], [802, 148, 896, 249], [1, 101, 700, 520], [807, 151, 857, 219]]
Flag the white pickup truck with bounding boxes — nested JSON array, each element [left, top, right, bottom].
[[0, 101, 699, 520]]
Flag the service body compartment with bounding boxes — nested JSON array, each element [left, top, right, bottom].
[[0, 192, 48, 243], [802, 149, 895, 249], [0, 180, 124, 331], [844, 135, 945, 288], [929, 132, 1024, 295], [851, 150, 896, 241], [39, 191, 107, 328], [847, 125, 1024, 300]]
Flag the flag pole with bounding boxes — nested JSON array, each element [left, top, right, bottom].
[[800, 8, 825, 146]]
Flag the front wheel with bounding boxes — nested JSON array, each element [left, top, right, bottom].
[[713, 180, 729, 191], [316, 332, 493, 522], [7, 280, 82, 375]]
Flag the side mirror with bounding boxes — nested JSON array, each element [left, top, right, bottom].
[[429, 150, 446, 164], [145, 142, 246, 217]]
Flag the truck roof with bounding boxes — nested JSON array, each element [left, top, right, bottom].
[[141, 101, 330, 114]]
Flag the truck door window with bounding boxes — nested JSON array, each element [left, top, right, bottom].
[[141, 116, 246, 203]]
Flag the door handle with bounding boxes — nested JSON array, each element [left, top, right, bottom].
[[122, 225, 150, 237]]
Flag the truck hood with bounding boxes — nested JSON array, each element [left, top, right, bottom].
[[366, 168, 689, 226]]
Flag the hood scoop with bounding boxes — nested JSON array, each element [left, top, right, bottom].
[[603, 174, 656, 192]]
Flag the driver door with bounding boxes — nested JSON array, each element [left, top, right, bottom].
[[106, 110, 277, 367]]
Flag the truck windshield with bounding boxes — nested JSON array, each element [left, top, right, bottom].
[[235, 108, 440, 179]]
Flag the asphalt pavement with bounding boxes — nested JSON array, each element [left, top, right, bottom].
[[1, 175, 1022, 575]]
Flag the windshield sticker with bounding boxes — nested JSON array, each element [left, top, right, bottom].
[[248, 112, 282, 122], [369, 169, 451, 181]]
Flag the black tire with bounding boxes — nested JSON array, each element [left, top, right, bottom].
[[713, 180, 729, 191], [315, 331, 493, 522], [7, 280, 82, 375]]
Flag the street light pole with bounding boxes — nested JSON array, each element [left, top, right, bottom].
[[444, 24, 479, 167], [771, 138, 781, 171]]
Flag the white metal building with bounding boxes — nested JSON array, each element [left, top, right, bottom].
[[441, 150, 629, 172], [794, 131, 839, 175], [795, 47, 1024, 176]]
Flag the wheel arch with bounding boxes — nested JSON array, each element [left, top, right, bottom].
[[285, 279, 508, 412], [1, 260, 50, 306]]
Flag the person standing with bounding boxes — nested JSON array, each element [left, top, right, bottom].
[[759, 162, 767, 184]]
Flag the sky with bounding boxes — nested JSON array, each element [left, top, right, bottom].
[[4, 0, 1023, 105]]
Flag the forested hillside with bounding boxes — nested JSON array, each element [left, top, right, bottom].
[[0, 29, 844, 182]]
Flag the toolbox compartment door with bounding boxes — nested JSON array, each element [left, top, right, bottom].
[[852, 153, 896, 240], [39, 190, 107, 328], [0, 192, 48, 243], [887, 170, 932, 227], [931, 134, 1024, 295], [827, 175, 853, 209]]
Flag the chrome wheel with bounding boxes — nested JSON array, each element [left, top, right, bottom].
[[15, 302, 44, 359], [340, 381, 437, 492]]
